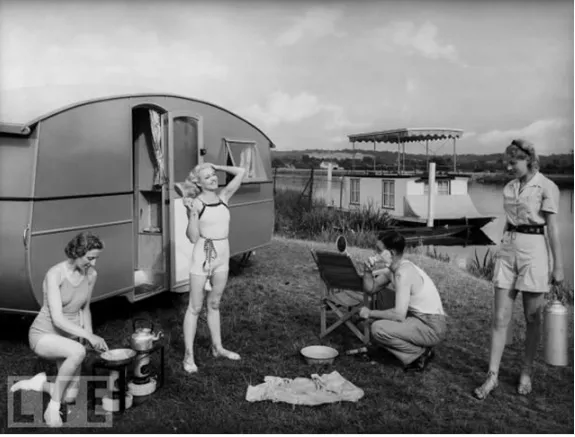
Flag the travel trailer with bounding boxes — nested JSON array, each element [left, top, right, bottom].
[[0, 87, 275, 314]]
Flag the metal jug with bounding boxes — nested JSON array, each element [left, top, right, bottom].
[[543, 300, 569, 366]]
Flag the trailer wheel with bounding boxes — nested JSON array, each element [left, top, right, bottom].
[[229, 251, 253, 276]]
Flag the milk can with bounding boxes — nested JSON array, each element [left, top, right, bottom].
[[543, 300, 569, 366]]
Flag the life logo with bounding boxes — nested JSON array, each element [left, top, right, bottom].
[[6, 375, 114, 428]]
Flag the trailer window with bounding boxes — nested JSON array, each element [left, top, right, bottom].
[[382, 180, 395, 209], [223, 139, 268, 182], [350, 178, 360, 204]]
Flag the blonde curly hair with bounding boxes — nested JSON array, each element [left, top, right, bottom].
[[175, 162, 214, 199], [506, 139, 540, 171]]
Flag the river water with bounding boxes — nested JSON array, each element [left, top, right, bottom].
[[275, 172, 574, 286]]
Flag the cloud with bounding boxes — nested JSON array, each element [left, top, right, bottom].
[[475, 118, 573, 154], [240, 90, 365, 131], [373, 21, 463, 65], [276, 6, 346, 46], [0, 25, 229, 93]]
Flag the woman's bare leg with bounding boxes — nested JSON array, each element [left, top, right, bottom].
[[518, 292, 545, 395], [11, 335, 86, 427], [183, 274, 207, 373], [207, 270, 239, 360], [474, 287, 518, 399]]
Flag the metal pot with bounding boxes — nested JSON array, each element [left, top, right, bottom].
[[130, 318, 163, 351]]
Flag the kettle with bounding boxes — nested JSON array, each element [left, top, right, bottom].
[[130, 318, 164, 351]]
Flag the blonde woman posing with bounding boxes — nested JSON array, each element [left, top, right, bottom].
[[474, 139, 563, 399], [177, 162, 246, 374]]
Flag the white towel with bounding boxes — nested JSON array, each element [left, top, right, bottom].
[[245, 371, 364, 406]]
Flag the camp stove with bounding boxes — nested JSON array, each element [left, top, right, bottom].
[[128, 350, 158, 397], [127, 319, 164, 398]]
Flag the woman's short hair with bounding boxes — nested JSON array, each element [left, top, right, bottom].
[[181, 162, 214, 198], [377, 230, 406, 255], [506, 139, 540, 171], [65, 232, 104, 259]]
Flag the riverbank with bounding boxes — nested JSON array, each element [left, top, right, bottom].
[[469, 172, 573, 188]]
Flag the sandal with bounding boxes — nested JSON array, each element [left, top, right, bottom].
[[517, 374, 532, 396], [474, 371, 499, 400]]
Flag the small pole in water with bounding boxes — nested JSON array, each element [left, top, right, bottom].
[[326, 163, 333, 207], [427, 162, 436, 227]]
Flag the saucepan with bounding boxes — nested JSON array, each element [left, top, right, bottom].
[[99, 348, 137, 366]]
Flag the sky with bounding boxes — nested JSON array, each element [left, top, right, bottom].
[[0, 0, 572, 155]]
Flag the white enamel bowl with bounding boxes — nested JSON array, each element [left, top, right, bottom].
[[300, 345, 339, 365]]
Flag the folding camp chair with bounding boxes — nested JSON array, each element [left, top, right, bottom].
[[310, 249, 371, 345]]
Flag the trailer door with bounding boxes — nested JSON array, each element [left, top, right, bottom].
[[163, 111, 204, 290]]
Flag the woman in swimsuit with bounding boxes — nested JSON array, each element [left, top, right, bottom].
[[10, 232, 109, 427], [179, 162, 246, 373], [474, 139, 563, 399]]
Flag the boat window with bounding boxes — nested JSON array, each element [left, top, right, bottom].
[[223, 139, 268, 183], [382, 180, 395, 209], [424, 180, 450, 195], [438, 180, 450, 195], [350, 178, 360, 204]]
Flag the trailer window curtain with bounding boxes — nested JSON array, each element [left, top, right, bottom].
[[223, 139, 268, 182], [149, 110, 167, 188]]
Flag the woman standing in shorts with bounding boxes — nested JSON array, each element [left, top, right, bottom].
[[474, 139, 564, 399]]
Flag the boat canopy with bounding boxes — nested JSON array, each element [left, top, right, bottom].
[[348, 128, 463, 144], [347, 127, 464, 173]]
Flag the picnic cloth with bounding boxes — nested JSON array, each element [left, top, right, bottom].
[[245, 371, 364, 406]]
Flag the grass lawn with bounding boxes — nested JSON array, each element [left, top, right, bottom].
[[0, 237, 573, 433]]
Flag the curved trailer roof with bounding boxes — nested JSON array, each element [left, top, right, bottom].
[[347, 127, 464, 173], [0, 85, 275, 147]]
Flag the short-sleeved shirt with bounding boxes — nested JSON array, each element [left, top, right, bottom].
[[502, 172, 560, 226]]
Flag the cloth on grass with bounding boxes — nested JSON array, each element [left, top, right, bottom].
[[245, 371, 364, 406]]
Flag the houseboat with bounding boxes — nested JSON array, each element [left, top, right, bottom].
[[339, 128, 495, 230]]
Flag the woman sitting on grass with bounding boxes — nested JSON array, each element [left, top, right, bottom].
[[474, 139, 563, 399], [10, 232, 108, 428], [176, 162, 246, 374]]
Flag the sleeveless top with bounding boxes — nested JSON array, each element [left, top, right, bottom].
[[396, 260, 445, 316], [197, 197, 230, 239], [30, 264, 92, 336]]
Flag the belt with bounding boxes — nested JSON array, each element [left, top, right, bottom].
[[200, 236, 228, 273], [506, 223, 545, 235]]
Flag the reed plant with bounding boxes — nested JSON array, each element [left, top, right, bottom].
[[274, 188, 393, 248], [467, 248, 497, 280]]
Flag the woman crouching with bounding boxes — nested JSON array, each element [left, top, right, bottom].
[[178, 162, 246, 373], [10, 232, 108, 427]]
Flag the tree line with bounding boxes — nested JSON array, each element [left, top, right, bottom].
[[272, 149, 574, 174]]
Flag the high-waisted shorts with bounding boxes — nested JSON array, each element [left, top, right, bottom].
[[190, 237, 230, 276], [493, 231, 550, 293]]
